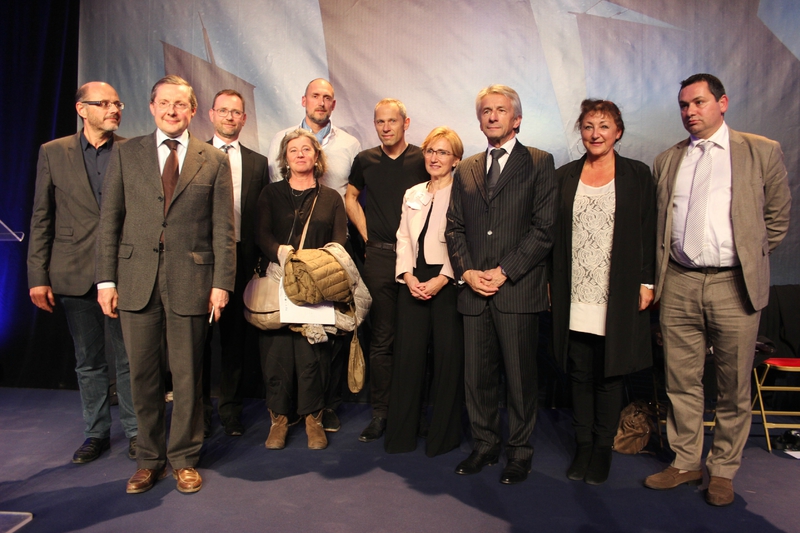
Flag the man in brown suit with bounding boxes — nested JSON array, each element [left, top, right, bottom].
[[97, 75, 235, 494], [28, 81, 137, 464], [644, 73, 791, 506]]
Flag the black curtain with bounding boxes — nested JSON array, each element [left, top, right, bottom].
[[0, 1, 81, 387]]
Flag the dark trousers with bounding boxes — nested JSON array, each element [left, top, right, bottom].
[[120, 254, 207, 470], [324, 332, 350, 411], [568, 330, 624, 447], [202, 243, 253, 424], [362, 247, 399, 417], [464, 301, 539, 460], [60, 288, 137, 439], [385, 279, 464, 456], [259, 328, 330, 416]]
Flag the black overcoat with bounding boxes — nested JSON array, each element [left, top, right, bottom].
[[550, 153, 656, 377]]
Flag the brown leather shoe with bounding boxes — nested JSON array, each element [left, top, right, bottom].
[[644, 466, 702, 490], [173, 467, 203, 494], [306, 410, 327, 450], [126, 467, 167, 494], [265, 410, 289, 450], [706, 476, 734, 506]]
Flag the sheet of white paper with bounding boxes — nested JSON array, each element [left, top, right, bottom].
[[784, 450, 800, 460], [279, 278, 336, 325]]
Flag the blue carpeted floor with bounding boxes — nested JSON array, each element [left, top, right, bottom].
[[0, 387, 797, 533]]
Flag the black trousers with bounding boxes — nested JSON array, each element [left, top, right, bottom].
[[385, 273, 464, 457], [259, 328, 330, 416], [362, 247, 399, 417], [568, 330, 624, 447], [203, 243, 255, 424], [463, 301, 539, 460]]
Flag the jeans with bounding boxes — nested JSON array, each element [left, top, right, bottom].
[[60, 289, 137, 439]]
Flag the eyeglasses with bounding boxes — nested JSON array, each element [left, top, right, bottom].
[[424, 149, 452, 158], [213, 108, 244, 118], [154, 100, 191, 111], [81, 100, 125, 110]]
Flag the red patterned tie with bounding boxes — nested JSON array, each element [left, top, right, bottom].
[[161, 139, 179, 215]]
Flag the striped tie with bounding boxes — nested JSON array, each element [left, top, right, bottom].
[[682, 140, 712, 261]]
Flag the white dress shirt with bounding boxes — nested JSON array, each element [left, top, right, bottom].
[[156, 129, 190, 173], [212, 135, 242, 242], [484, 136, 517, 175], [670, 122, 737, 268]]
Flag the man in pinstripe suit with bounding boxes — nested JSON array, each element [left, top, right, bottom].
[[446, 85, 557, 484]]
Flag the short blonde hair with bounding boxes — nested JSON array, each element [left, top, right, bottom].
[[421, 127, 464, 160], [374, 98, 407, 120]]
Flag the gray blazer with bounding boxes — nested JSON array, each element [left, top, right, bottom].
[[653, 128, 791, 311], [96, 132, 236, 315], [445, 140, 557, 315], [28, 132, 125, 295]]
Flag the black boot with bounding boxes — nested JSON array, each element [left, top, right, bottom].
[[566, 443, 593, 481], [584, 445, 612, 485]]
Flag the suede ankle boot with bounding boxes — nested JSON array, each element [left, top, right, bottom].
[[584, 445, 613, 485], [566, 443, 593, 480], [306, 410, 328, 450], [265, 410, 288, 450]]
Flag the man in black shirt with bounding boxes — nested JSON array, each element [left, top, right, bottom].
[[345, 98, 428, 442], [28, 81, 138, 463]]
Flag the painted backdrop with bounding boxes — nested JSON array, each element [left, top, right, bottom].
[[78, 0, 799, 284]]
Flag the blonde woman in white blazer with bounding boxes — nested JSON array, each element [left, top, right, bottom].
[[385, 127, 465, 457]]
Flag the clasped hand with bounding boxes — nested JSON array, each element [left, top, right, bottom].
[[463, 266, 506, 297], [404, 273, 449, 300]]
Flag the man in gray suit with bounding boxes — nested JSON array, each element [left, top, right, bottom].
[[97, 75, 235, 495], [446, 84, 557, 485], [644, 73, 790, 506], [28, 81, 137, 464]]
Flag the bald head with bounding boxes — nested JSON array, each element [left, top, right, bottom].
[[75, 82, 122, 145], [302, 78, 336, 132]]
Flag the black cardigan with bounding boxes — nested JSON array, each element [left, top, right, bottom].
[[255, 180, 347, 264], [550, 153, 656, 377]]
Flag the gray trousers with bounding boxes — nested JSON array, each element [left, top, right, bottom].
[[120, 254, 208, 470], [660, 262, 760, 479]]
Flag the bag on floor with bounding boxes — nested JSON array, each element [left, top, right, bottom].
[[613, 400, 656, 454]]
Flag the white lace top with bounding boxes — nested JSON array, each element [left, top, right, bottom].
[[569, 179, 615, 335]]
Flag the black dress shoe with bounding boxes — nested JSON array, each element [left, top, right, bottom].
[[455, 451, 499, 475], [223, 418, 245, 437], [500, 458, 532, 485], [358, 416, 386, 442], [322, 408, 341, 433], [128, 436, 137, 460], [72, 437, 110, 464]]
